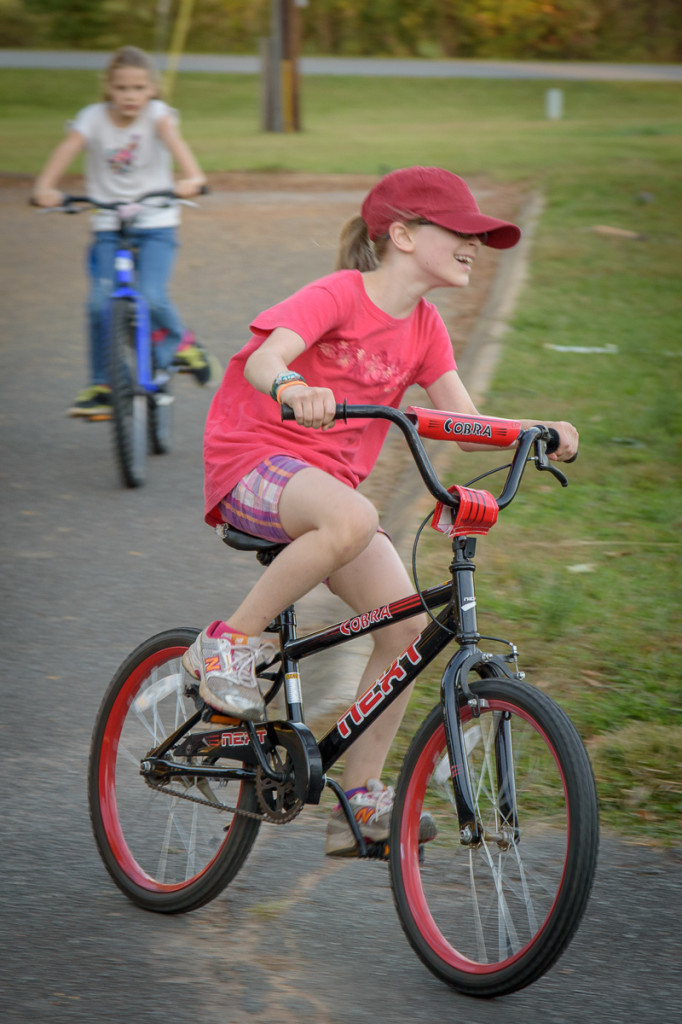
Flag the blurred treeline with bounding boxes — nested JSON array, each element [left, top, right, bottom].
[[1, 0, 680, 61]]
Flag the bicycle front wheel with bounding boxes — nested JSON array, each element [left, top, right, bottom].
[[149, 389, 172, 455], [109, 297, 148, 487], [88, 628, 261, 913], [390, 677, 599, 997]]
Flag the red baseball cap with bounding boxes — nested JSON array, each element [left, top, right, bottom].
[[361, 166, 521, 250]]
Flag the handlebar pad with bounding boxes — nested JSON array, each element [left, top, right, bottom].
[[405, 407, 521, 447]]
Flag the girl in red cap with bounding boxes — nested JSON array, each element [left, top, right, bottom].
[[185, 166, 579, 856]]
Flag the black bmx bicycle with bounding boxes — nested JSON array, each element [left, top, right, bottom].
[[88, 404, 599, 998]]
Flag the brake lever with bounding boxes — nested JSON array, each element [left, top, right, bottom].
[[535, 439, 569, 487], [539, 461, 569, 487]]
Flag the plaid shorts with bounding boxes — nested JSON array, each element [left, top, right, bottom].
[[217, 455, 310, 543]]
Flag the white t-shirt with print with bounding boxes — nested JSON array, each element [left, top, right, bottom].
[[71, 99, 179, 230]]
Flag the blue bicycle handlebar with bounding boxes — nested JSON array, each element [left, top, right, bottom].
[[31, 186, 209, 211]]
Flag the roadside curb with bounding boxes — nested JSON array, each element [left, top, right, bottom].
[[458, 189, 545, 405]]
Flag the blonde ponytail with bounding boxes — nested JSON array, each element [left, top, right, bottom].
[[335, 215, 378, 271]]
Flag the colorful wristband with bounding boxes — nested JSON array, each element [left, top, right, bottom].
[[270, 371, 306, 401], [276, 379, 309, 404]]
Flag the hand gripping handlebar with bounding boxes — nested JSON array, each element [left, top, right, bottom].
[[280, 402, 566, 514]]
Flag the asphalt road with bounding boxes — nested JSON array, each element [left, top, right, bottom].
[[2, 50, 681, 81], [1, 176, 680, 1023]]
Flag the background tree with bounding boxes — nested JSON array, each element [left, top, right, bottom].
[[2, 0, 680, 60]]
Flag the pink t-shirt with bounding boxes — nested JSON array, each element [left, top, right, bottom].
[[203, 269, 457, 525]]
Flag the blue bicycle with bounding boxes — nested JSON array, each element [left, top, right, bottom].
[[44, 190, 203, 487]]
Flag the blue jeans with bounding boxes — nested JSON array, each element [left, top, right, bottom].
[[87, 227, 185, 384]]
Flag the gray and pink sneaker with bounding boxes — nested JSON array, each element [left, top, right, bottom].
[[182, 621, 277, 721], [325, 778, 437, 857]]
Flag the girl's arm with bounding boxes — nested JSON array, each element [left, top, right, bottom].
[[426, 369, 481, 419], [156, 114, 206, 197], [32, 129, 86, 207], [426, 369, 579, 462], [244, 327, 337, 429]]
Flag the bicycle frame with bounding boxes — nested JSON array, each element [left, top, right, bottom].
[[143, 412, 563, 845], [47, 193, 185, 397], [157, 533, 519, 847], [297, 533, 519, 845], [107, 228, 159, 395]]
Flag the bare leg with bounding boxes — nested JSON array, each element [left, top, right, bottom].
[[225, 468, 379, 636], [327, 532, 426, 791]]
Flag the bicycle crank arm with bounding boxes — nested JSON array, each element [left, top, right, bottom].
[[254, 720, 325, 805]]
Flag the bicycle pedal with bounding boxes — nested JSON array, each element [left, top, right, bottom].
[[86, 412, 112, 422], [206, 712, 242, 727], [360, 840, 390, 861], [190, 707, 243, 731], [357, 841, 426, 863]]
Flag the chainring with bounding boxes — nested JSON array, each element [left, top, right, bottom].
[[255, 756, 303, 823]]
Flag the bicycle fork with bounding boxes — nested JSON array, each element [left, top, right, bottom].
[[110, 246, 156, 392], [440, 537, 521, 848]]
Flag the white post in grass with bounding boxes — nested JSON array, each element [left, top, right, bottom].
[[545, 88, 564, 120]]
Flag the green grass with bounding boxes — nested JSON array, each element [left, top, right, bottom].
[[2, 67, 680, 843], [1, 70, 681, 179], [454, 206, 682, 844]]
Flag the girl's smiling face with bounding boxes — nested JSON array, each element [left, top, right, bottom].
[[411, 221, 485, 289], [107, 67, 157, 125]]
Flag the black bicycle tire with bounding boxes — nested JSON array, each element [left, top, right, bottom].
[[148, 391, 172, 455], [389, 676, 599, 997], [87, 627, 261, 914], [109, 297, 147, 487]]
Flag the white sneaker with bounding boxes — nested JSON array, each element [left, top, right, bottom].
[[183, 624, 277, 721], [324, 778, 437, 857]]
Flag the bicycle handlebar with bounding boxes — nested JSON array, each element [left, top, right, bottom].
[[31, 185, 209, 213], [281, 402, 568, 512]]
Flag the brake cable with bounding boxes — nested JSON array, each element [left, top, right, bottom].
[[411, 461, 514, 634]]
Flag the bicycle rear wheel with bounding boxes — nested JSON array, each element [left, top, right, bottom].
[[390, 676, 599, 997], [109, 297, 148, 487], [88, 628, 261, 913]]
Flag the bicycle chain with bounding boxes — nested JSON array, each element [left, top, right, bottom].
[[144, 777, 266, 821], [144, 775, 389, 860], [144, 767, 304, 824]]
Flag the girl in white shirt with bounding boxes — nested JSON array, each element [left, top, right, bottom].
[[33, 45, 209, 416]]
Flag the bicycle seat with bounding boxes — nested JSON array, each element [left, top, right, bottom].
[[217, 523, 285, 556]]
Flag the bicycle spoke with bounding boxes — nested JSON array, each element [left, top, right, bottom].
[[89, 631, 261, 910], [391, 680, 598, 996]]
